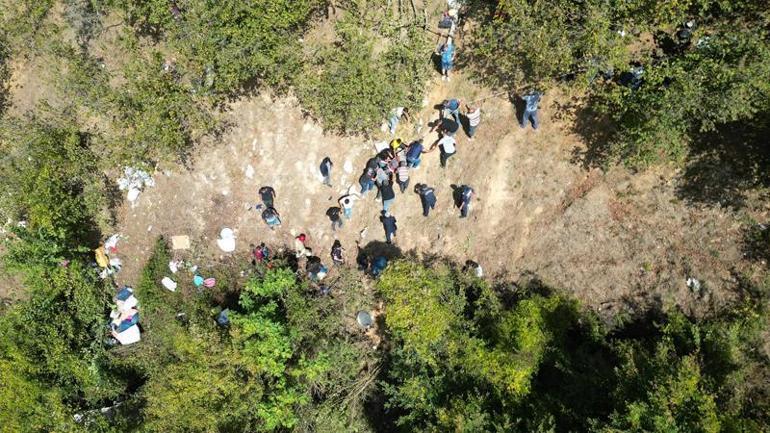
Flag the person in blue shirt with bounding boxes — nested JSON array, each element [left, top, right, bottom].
[[442, 98, 461, 124], [405, 139, 424, 168], [371, 256, 388, 278], [440, 37, 455, 81], [520, 90, 543, 130]]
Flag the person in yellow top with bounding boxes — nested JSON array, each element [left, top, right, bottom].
[[390, 137, 404, 152], [95, 247, 109, 268]]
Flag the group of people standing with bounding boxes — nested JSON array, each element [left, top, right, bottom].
[[252, 74, 544, 283]]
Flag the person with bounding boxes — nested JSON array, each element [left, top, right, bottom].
[[465, 104, 481, 140], [338, 194, 358, 219], [306, 256, 328, 281], [463, 260, 484, 278], [429, 134, 457, 168], [442, 98, 461, 124], [440, 37, 455, 81], [440, 116, 460, 137], [331, 240, 345, 265], [355, 241, 370, 272], [388, 107, 409, 135], [390, 137, 404, 152], [459, 185, 474, 218], [374, 166, 390, 199], [377, 148, 394, 168], [520, 90, 543, 130], [326, 206, 343, 231], [259, 185, 276, 208], [405, 139, 424, 168], [251, 243, 270, 265], [380, 180, 396, 213], [295, 233, 312, 258], [415, 183, 437, 217], [320, 157, 333, 186], [379, 211, 398, 244], [396, 161, 410, 193], [261, 207, 281, 229], [371, 256, 388, 277], [359, 166, 376, 195]]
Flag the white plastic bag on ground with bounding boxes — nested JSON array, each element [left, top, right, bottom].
[[114, 324, 141, 345], [217, 228, 236, 252], [161, 277, 177, 291]]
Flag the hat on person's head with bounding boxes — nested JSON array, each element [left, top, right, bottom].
[[298, 233, 306, 242]]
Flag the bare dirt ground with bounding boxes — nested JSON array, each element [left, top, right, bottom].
[[108, 72, 752, 316]]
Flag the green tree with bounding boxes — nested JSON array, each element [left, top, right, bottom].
[[297, 12, 430, 133]]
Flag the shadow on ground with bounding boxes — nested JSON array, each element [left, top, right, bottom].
[[558, 95, 616, 170], [675, 114, 770, 208]]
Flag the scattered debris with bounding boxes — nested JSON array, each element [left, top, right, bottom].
[[171, 235, 190, 250], [217, 228, 236, 252], [169, 260, 180, 273], [245, 164, 255, 179], [161, 277, 177, 291], [216, 309, 230, 327], [356, 311, 373, 329], [109, 287, 141, 345], [96, 235, 123, 279], [117, 167, 155, 208], [686, 277, 701, 292]]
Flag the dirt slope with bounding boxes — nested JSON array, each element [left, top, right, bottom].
[[109, 73, 746, 315]]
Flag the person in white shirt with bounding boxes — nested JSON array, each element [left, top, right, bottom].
[[338, 193, 359, 219], [465, 104, 481, 140], [428, 134, 457, 168]]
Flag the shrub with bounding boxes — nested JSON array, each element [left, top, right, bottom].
[[0, 117, 106, 245], [297, 15, 430, 134]]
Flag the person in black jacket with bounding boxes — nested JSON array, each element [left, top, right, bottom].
[[379, 211, 397, 244], [415, 183, 437, 217]]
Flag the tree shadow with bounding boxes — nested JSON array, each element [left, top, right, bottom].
[[566, 95, 617, 170], [675, 114, 770, 208], [510, 92, 526, 127]]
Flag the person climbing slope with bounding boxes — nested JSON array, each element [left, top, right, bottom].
[[440, 37, 455, 81], [415, 183, 437, 217], [295, 233, 312, 258], [259, 185, 276, 208], [331, 240, 345, 266], [465, 103, 481, 140], [379, 211, 398, 244], [396, 161, 410, 193], [320, 157, 333, 186], [520, 90, 543, 130], [261, 207, 281, 229]]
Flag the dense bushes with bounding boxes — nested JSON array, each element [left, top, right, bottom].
[[0, 241, 768, 431], [297, 13, 430, 133], [376, 260, 770, 432], [469, 0, 770, 167], [111, 0, 324, 94]]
